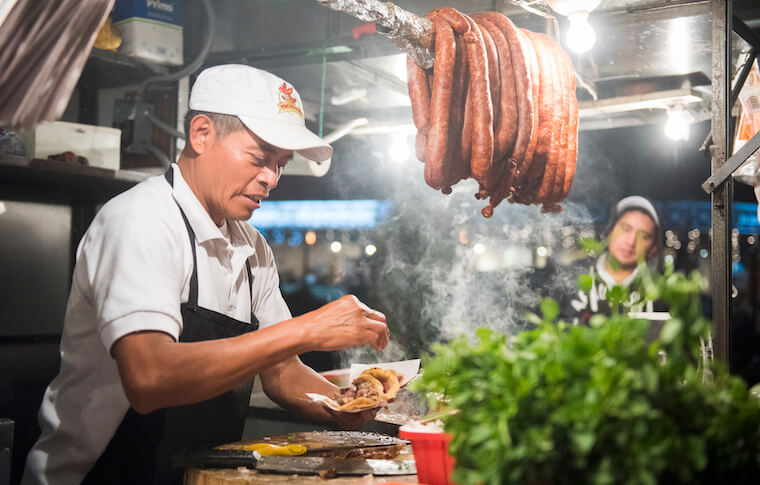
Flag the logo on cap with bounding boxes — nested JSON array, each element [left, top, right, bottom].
[[276, 82, 303, 118]]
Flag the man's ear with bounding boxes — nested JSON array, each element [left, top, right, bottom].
[[187, 114, 214, 155]]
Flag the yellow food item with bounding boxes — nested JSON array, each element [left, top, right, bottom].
[[240, 443, 307, 456], [93, 18, 121, 52]]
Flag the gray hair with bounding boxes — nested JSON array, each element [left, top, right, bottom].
[[183, 110, 246, 141]]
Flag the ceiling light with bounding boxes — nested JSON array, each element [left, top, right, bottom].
[[548, 0, 601, 54], [330, 241, 342, 253], [664, 106, 693, 141]]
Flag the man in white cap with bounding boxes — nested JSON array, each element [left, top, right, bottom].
[[23, 65, 389, 485], [570, 195, 663, 323]]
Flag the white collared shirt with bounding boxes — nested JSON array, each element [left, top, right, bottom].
[[23, 164, 291, 485]]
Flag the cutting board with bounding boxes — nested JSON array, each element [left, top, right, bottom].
[[185, 468, 420, 484], [216, 431, 407, 455]]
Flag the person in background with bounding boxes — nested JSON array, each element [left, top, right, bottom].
[[23, 65, 389, 485], [570, 195, 663, 324]]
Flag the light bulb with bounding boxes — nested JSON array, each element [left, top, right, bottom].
[[664, 108, 691, 141], [473, 243, 486, 255], [364, 244, 377, 256], [330, 241, 342, 253], [566, 12, 596, 53]]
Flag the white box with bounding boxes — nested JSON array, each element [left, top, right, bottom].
[[22, 121, 122, 171], [112, 0, 183, 66]]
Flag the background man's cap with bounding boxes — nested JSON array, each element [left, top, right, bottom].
[[614, 195, 660, 228], [189, 64, 332, 163]]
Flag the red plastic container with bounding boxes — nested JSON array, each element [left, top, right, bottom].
[[399, 425, 456, 485]]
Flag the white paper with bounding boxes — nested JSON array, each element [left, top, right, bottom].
[[307, 359, 422, 414]]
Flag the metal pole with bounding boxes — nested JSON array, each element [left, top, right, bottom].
[[710, 0, 732, 364], [315, 0, 434, 68]]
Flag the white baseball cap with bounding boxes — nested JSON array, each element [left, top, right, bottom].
[[189, 64, 333, 163]]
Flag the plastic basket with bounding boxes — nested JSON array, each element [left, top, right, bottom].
[[399, 425, 455, 485]]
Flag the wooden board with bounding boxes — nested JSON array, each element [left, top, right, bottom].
[[184, 468, 420, 484]]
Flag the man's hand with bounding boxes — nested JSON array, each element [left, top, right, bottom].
[[327, 406, 379, 430], [302, 295, 389, 352]]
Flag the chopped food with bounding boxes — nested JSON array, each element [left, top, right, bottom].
[[332, 368, 405, 411]]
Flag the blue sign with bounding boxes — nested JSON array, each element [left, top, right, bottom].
[[247, 200, 393, 230]]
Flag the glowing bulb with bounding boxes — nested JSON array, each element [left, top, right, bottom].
[[536, 246, 548, 257], [473, 243, 486, 255], [389, 136, 410, 163], [330, 241, 342, 253], [364, 244, 377, 256], [305, 231, 317, 245], [566, 12, 596, 53], [664, 108, 692, 141]]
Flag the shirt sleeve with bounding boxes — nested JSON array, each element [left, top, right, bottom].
[[77, 194, 187, 353]]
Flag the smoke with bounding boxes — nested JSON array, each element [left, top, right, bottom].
[[328, 132, 607, 366]]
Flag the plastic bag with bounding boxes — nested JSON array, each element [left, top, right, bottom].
[[733, 58, 760, 187]]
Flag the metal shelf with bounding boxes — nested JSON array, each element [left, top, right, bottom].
[[0, 154, 150, 199]]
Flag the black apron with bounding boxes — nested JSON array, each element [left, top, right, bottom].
[[83, 169, 259, 485]]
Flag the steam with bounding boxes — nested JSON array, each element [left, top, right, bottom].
[[326, 131, 612, 366]]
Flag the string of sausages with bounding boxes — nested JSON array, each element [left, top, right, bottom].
[[406, 8, 579, 217]]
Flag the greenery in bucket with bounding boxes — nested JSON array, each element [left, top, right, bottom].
[[412, 265, 760, 485]]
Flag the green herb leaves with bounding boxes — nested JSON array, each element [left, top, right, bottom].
[[412, 267, 760, 485]]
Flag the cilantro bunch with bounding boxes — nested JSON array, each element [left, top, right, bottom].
[[413, 268, 760, 485]]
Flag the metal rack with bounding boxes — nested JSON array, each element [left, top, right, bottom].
[[704, 1, 760, 364], [312, 0, 760, 365]]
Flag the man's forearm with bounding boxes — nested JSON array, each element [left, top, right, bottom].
[[114, 317, 314, 414]]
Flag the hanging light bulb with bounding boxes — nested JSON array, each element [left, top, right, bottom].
[[548, 0, 601, 54], [566, 12, 596, 53], [664, 107, 692, 141]]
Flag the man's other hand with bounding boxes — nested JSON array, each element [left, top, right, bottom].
[[303, 295, 389, 351]]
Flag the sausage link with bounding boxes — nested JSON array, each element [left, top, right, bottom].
[[460, 81, 473, 166], [520, 32, 556, 205], [485, 14, 533, 189], [478, 13, 533, 214], [415, 131, 427, 163], [429, 7, 470, 34], [541, 35, 573, 207], [462, 14, 494, 194], [521, 31, 555, 203], [471, 14, 517, 161], [423, 17, 456, 190], [513, 28, 540, 190], [444, 30, 470, 188], [535, 34, 567, 206], [407, 56, 431, 132], [475, 18, 500, 129]]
